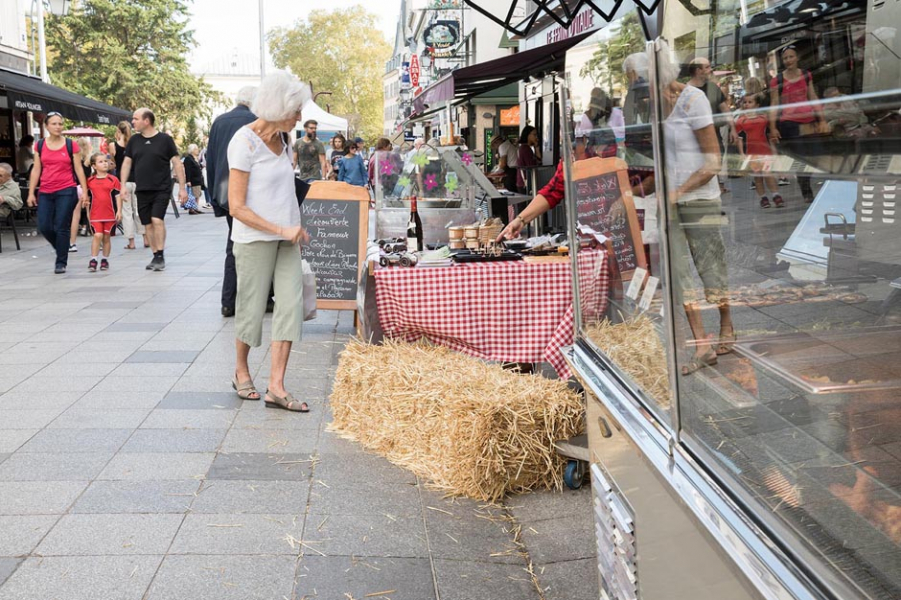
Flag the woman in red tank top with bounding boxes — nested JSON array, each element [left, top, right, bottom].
[[767, 46, 828, 203]]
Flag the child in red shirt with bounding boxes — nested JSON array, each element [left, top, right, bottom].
[[85, 153, 121, 271], [735, 94, 782, 209]]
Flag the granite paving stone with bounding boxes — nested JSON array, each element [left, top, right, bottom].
[[219, 428, 319, 454], [91, 375, 179, 393], [0, 453, 112, 481], [0, 481, 88, 515], [125, 351, 200, 363], [145, 555, 296, 600], [0, 430, 38, 453], [120, 428, 227, 453], [17, 428, 133, 453], [518, 514, 597, 564], [0, 558, 21, 587], [0, 515, 60, 555], [0, 409, 65, 429], [0, 555, 162, 600], [158, 392, 242, 410], [424, 503, 524, 565], [47, 409, 149, 430], [167, 376, 239, 393], [296, 556, 437, 600], [205, 453, 314, 481], [35, 513, 184, 556], [97, 453, 216, 481], [230, 409, 320, 430], [71, 390, 165, 410], [10, 376, 103, 393], [314, 451, 418, 485], [169, 513, 303, 555], [71, 480, 200, 514], [303, 512, 429, 558], [189, 480, 310, 514], [433, 559, 540, 600], [139, 409, 237, 429], [109, 363, 190, 378], [307, 481, 423, 517], [507, 488, 592, 524], [536, 559, 600, 600]]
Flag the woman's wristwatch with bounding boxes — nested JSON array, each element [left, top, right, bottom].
[[515, 215, 530, 226]]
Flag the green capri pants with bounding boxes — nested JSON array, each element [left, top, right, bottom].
[[670, 199, 729, 305], [233, 240, 303, 347]]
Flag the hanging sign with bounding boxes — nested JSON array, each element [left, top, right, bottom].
[[424, 20, 460, 50], [499, 105, 520, 126], [410, 54, 421, 88], [401, 61, 411, 85]]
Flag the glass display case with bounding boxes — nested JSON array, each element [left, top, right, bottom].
[[561, 1, 901, 598], [372, 146, 497, 243]]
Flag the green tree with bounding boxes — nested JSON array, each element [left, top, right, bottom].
[[269, 7, 392, 143], [183, 115, 202, 149], [45, 0, 220, 132], [580, 12, 645, 95]]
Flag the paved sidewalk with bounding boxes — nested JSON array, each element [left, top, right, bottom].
[[0, 214, 596, 600]]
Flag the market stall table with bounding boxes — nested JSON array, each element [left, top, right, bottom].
[[374, 249, 609, 378]]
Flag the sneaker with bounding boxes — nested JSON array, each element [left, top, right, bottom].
[[150, 255, 166, 271], [773, 194, 784, 208], [222, 306, 235, 318], [69, 244, 77, 253], [88, 259, 98, 272], [778, 177, 790, 186], [145, 256, 156, 270], [100, 259, 109, 271], [54, 265, 66, 274], [760, 196, 771, 209]]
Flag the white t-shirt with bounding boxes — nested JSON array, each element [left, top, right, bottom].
[[498, 140, 518, 168], [663, 85, 720, 203], [227, 126, 300, 244]]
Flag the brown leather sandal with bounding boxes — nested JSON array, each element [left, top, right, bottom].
[[264, 391, 309, 412], [232, 374, 260, 400]]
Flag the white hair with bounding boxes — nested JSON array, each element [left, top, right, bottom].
[[623, 52, 649, 78], [251, 71, 310, 122], [655, 41, 681, 86], [0, 163, 12, 175], [236, 86, 257, 108], [187, 143, 199, 154]]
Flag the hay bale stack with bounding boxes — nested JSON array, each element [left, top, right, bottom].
[[329, 339, 584, 502]]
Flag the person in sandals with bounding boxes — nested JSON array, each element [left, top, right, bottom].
[[227, 70, 311, 412], [84, 153, 122, 272]]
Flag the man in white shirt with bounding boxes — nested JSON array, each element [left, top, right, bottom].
[[497, 137, 519, 192]]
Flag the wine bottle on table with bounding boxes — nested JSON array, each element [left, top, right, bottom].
[[407, 196, 424, 253]]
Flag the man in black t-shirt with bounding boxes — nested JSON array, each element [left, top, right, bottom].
[[120, 107, 187, 271]]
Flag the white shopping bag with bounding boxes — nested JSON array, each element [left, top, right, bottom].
[[301, 259, 317, 322]]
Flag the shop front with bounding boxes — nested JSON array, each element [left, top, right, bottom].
[[0, 66, 130, 175], [541, 0, 901, 597]]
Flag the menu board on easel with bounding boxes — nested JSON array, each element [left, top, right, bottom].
[[301, 182, 370, 311], [571, 157, 647, 279]]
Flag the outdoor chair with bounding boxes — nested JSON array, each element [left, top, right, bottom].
[[0, 209, 21, 253]]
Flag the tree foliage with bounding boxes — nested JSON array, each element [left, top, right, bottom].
[[580, 12, 645, 95], [269, 7, 392, 143], [45, 0, 220, 133]]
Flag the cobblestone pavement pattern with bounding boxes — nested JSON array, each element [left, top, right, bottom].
[[0, 213, 597, 600]]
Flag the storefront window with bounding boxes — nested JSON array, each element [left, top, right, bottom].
[[659, 0, 901, 596], [563, 8, 676, 425]]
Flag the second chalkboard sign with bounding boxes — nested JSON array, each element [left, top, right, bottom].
[[301, 182, 370, 310], [571, 157, 646, 278]]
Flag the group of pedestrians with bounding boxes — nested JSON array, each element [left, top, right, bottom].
[[26, 107, 187, 273]]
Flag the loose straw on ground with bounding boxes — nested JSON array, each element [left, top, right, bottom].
[[329, 339, 584, 502]]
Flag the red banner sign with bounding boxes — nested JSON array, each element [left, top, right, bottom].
[[410, 54, 421, 88]]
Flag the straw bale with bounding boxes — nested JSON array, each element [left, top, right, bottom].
[[328, 339, 584, 502], [583, 315, 672, 408]]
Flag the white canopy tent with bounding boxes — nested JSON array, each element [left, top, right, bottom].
[[299, 99, 348, 134]]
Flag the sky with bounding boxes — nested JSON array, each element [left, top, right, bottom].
[[187, 0, 400, 74]]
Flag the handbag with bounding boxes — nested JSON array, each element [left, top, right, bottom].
[[301, 259, 317, 322]]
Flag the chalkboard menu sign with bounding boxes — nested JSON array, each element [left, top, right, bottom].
[[301, 182, 370, 310], [571, 157, 647, 278]]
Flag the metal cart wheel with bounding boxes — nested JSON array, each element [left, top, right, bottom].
[[564, 459, 585, 490]]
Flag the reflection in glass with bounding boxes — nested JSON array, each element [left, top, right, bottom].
[[661, 0, 901, 595]]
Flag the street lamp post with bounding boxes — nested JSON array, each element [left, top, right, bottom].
[[258, 0, 265, 78]]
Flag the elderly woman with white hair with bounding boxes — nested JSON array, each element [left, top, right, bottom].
[[227, 70, 311, 412], [656, 42, 734, 376], [181, 143, 204, 214]]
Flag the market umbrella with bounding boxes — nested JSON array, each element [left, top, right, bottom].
[[62, 126, 105, 137]]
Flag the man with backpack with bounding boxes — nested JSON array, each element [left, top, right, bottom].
[[119, 107, 187, 272]]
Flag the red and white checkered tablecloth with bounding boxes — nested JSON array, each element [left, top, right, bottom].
[[374, 250, 609, 379]]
